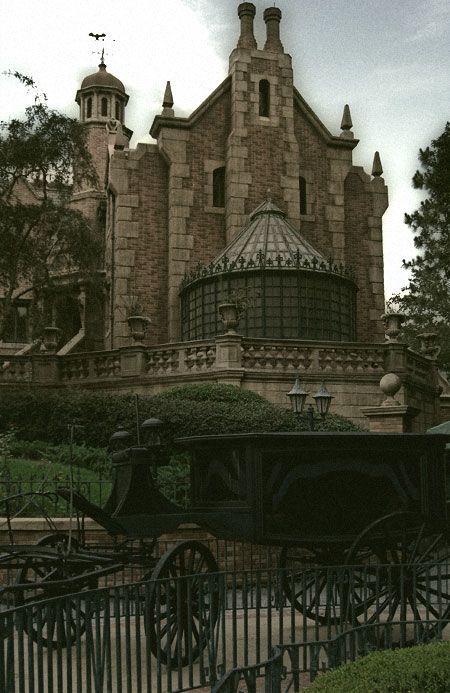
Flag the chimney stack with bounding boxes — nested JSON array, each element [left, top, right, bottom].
[[237, 3, 257, 50], [263, 7, 283, 52]]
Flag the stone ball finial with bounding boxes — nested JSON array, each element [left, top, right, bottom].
[[380, 372, 401, 406]]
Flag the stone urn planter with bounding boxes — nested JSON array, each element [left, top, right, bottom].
[[381, 313, 405, 342], [127, 315, 150, 344], [42, 326, 61, 352], [417, 332, 441, 360], [218, 303, 240, 334]]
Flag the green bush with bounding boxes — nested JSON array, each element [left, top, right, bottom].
[[0, 384, 360, 448], [307, 641, 450, 692]]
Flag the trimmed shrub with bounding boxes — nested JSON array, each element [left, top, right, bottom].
[[0, 384, 361, 448], [307, 641, 450, 692]]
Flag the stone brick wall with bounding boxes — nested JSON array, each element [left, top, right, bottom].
[[108, 144, 169, 347]]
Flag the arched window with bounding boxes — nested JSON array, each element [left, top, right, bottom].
[[115, 100, 121, 120], [299, 176, 307, 215], [101, 97, 108, 117], [86, 97, 92, 119], [212, 166, 225, 207], [259, 79, 270, 117]]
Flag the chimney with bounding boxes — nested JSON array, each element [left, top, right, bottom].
[[237, 2, 257, 50], [263, 7, 283, 52]]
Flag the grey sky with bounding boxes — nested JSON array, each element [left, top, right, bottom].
[[1, 0, 449, 298]]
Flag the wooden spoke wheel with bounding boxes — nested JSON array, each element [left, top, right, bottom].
[[279, 545, 353, 626], [14, 533, 98, 647], [146, 541, 219, 667], [345, 511, 450, 642]]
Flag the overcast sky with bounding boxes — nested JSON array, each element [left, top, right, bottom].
[[1, 0, 449, 299]]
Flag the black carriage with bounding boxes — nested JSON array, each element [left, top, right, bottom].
[[1, 430, 449, 658]]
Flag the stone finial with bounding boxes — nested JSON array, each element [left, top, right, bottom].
[[379, 372, 401, 406], [263, 6, 283, 52], [237, 2, 257, 50], [340, 104, 354, 139], [372, 151, 383, 177], [162, 81, 174, 116]]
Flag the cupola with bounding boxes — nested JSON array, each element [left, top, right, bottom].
[[76, 59, 129, 124], [180, 200, 357, 342]]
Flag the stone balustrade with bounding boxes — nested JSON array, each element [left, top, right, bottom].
[[0, 357, 32, 383], [0, 338, 438, 394]]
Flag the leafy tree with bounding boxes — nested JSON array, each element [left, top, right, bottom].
[[0, 72, 100, 340], [389, 123, 450, 373]]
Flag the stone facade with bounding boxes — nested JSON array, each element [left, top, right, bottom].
[[0, 3, 445, 431], [74, 3, 387, 349]]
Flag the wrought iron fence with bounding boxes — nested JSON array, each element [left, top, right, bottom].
[[0, 563, 449, 692], [0, 475, 190, 515]]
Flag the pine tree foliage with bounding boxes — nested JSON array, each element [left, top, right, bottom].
[[389, 123, 450, 373], [0, 72, 100, 339]]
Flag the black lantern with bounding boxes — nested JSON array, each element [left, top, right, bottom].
[[109, 425, 132, 452], [287, 377, 308, 414], [313, 382, 333, 417], [141, 418, 164, 447]]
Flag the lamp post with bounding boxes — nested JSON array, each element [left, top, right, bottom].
[[287, 377, 333, 431]]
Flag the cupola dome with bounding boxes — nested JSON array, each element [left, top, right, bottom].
[[80, 61, 125, 93]]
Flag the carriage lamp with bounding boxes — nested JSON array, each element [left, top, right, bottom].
[[141, 417, 164, 447], [287, 377, 333, 431], [109, 425, 132, 451]]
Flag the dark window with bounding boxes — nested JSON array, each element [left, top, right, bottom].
[[101, 97, 108, 116], [213, 167, 225, 207], [86, 97, 92, 119], [115, 100, 120, 120], [2, 303, 28, 342], [299, 176, 307, 215], [259, 79, 270, 117]]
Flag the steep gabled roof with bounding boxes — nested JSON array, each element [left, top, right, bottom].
[[150, 76, 231, 138]]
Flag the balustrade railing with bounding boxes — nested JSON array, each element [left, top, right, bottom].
[[0, 339, 438, 394]]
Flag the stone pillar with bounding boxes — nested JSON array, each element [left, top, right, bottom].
[[362, 405, 419, 433], [237, 2, 257, 50], [362, 372, 418, 432], [214, 334, 244, 387], [263, 7, 283, 52], [120, 346, 147, 377], [31, 355, 60, 384]]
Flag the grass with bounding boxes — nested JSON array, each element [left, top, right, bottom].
[[0, 456, 112, 517]]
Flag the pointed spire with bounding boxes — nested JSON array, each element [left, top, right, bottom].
[[162, 81, 174, 117], [340, 104, 353, 139], [372, 151, 383, 177]]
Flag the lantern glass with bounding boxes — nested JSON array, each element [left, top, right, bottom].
[[313, 382, 332, 416], [287, 377, 308, 414], [141, 418, 163, 446], [109, 426, 132, 451]]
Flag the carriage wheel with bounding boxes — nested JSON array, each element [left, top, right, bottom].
[[145, 541, 219, 666], [14, 533, 98, 647], [345, 511, 450, 641], [279, 545, 354, 626]]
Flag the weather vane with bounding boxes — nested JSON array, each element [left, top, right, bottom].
[[88, 32, 115, 64], [89, 32, 106, 41]]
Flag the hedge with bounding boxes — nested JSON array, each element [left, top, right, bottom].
[[0, 384, 360, 448], [307, 641, 450, 692]]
